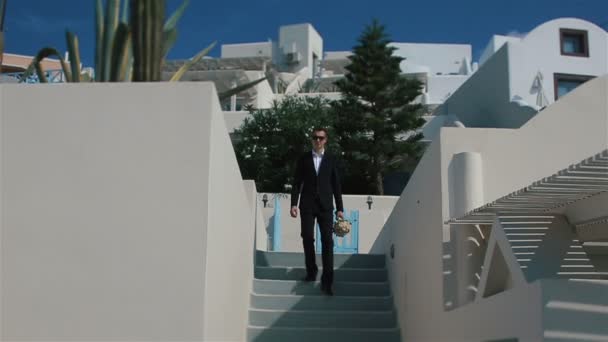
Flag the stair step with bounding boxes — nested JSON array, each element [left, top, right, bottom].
[[253, 279, 390, 296], [256, 251, 385, 268], [255, 266, 387, 282], [247, 326, 400, 342], [582, 242, 608, 255], [249, 309, 396, 329], [542, 279, 608, 305], [544, 307, 608, 335], [250, 293, 393, 311]]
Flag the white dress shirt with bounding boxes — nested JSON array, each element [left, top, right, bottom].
[[312, 149, 324, 175]]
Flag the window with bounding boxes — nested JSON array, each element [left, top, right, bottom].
[[554, 73, 594, 100], [560, 29, 589, 57]]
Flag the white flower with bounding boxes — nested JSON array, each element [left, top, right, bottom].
[[333, 219, 351, 237]]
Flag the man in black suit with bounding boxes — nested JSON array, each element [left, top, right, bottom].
[[290, 127, 344, 296]]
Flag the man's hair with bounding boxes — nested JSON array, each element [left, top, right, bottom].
[[312, 127, 329, 138]]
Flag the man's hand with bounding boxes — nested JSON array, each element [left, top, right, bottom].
[[290, 206, 298, 218], [337, 211, 344, 220]]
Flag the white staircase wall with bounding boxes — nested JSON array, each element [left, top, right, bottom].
[[441, 75, 608, 219], [258, 194, 398, 253], [377, 76, 608, 340], [0, 83, 254, 341]]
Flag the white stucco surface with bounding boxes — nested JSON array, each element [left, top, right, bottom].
[[391, 43, 472, 75], [279, 23, 323, 79], [221, 41, 273, 58], [0, 82, 254, 341], [377, 75, 608, 341], [426, 75, 469, 104], [507, 18, 608, 107], [258, 194, 398, 254], [441, 18, 608, 129]]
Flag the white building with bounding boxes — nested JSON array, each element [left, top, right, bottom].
[[429, 18, 608, 132], [164, 23, 476, 122], [2, 18, 606, 341], [1, 69, 606, 342], [172, 19, 607, 145]]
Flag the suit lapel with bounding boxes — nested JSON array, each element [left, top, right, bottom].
[[318, 152, 330, 178], [308, 152, 316, 176]]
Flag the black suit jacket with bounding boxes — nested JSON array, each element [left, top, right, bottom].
[[291, 151, 344, 213]]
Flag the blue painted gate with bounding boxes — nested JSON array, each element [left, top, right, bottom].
[[316, 210, 359, 254], [272, 196, 281, 251], [270, 196, 359, 254]]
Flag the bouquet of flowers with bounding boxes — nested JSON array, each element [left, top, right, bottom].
[[333, 218, 352, 237]]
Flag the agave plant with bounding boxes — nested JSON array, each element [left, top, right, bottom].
[[21, 0, 266, 94], [0, 0, 7, 73], [0, 31, 4, 74]]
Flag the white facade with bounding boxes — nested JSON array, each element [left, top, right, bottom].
[[1, 71, 606, 341], [393, 43, 475, 106], [221, 41, 273, 58], [433, 18, 608, 132], [278, 23, 324, 79], [0, 83, 256, 341], [215, 18, 608, 142], [220, 23, 323, 80], [214, 22, 477, 129], [379, 76, 608, 341], [391, 42, 473, 75], [323, 43, 475, 105]]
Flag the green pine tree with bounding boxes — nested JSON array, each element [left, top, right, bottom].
[[333, 19, 426, 195]]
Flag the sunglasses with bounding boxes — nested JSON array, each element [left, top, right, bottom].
[[311, 135, 326, 141]]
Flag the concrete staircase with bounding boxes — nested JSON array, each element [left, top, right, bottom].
[[501, 215, 607, 282], [542, 279, 608, 341], [248, 251, 401, 342]]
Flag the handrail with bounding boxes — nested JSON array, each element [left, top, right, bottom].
[[2, 69, 66, 83]]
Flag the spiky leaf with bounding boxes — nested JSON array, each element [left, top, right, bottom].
[[95, 0, 104, 81], [22, 47, 72, 83], [66, 31, 82, 82], [110, 22, 131, 81], [101, 0, 120, 81], [219, 77, 267, 101], [0, 32, 4, 73], [162, 27, 177, 59], [164, 0, 189, 31], [169, 41, 216, 82]]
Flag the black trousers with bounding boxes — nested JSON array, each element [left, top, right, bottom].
[[300, 206, 334, 285]]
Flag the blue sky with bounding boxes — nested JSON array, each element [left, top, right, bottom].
[[4, 0, 607, 67]]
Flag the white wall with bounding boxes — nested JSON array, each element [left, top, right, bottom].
[[221, 41, 273, 58], [279, 24, 323, 79], [223, 110, 250, 133], [258, 194, 398, 254], [377, 75, 608, 341], [421, 115, 454, 142], [441, 76, 608, 215], [0, 82, 254, 341], [426, 75, 469, 104], [436, 18, 608, 130], [204, 93, 255, 341], [436, 44, 520, 128], [391, 43, 472, 75], [324, 51, 351, 60], [507, 18, 608, 107], [479, 35, 522, 66]]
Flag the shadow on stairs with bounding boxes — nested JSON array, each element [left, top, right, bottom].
[[247, 251, 401, 342]]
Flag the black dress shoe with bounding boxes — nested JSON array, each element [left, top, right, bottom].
[[321, 283, 334, 296]]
